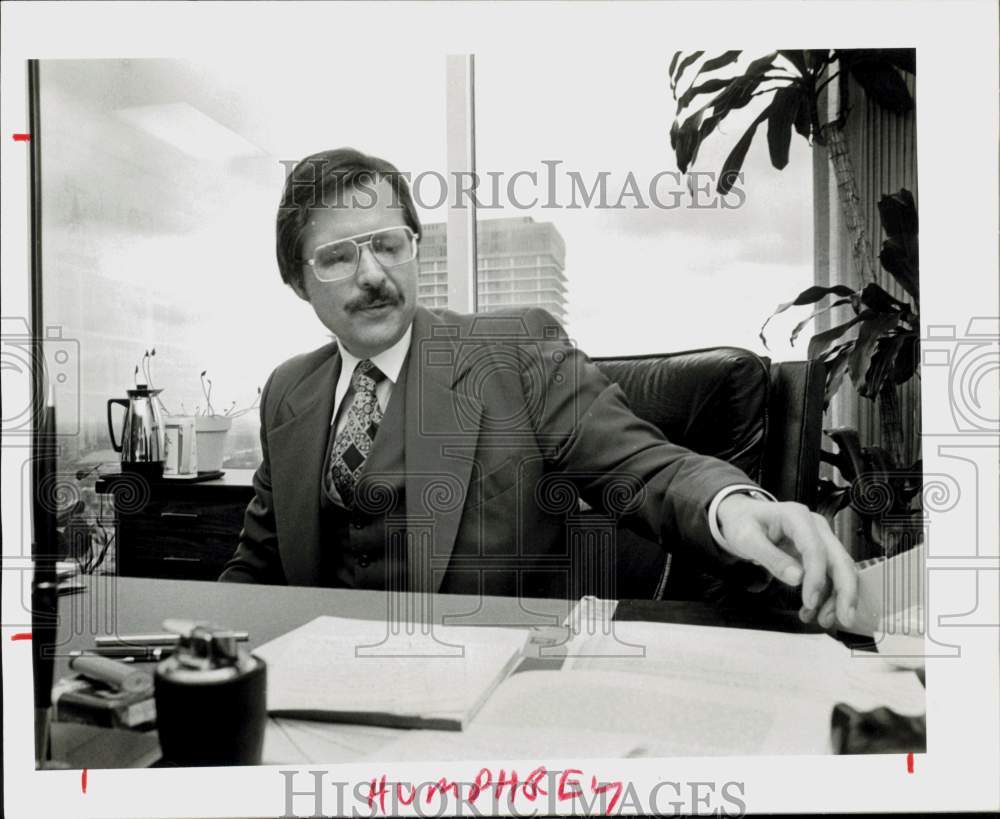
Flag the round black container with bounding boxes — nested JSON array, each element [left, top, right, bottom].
[[154, 654, 266, 766]]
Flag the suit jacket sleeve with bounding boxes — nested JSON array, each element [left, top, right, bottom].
[[218, 372, 287, 584], [520, 308, 757, 570]]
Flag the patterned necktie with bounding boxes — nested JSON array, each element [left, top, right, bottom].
[[327, 359, 386, 508]]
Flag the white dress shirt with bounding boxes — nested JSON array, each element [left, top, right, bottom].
[[330, 325, 412, 436]]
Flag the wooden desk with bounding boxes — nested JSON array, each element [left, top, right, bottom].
[[50, 577, 893, 768], [54, 576, 820, 678], [95, 471, 254, 580], [54, 576, 582, 682]]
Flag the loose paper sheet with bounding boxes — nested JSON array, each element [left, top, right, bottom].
[[253, 616, 529, 728]]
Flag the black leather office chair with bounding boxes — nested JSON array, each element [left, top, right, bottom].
[[590, 347, 826, 603]]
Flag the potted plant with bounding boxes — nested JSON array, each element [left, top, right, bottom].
[[131, 352, 260, 474], [761, 189, 921, 557], [193, 371, 260, 473], [668, 50, 920, 558]]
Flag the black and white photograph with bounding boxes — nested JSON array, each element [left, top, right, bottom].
[[1, 2, 997, 817]]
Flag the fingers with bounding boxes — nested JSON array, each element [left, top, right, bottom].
[[719, 499, 859, 630], [817, 592, 838, 630], [775, 507, 829, 609], [798, 576, 828, 623], [813, 514, 858, 627], [730, 515, 804, 587]]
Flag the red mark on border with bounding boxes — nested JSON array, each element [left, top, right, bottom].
[[81, 768, 88, 793], [13, 133, 32, 142], [11, 632, 32, 641], [906, 752, 914, 773]]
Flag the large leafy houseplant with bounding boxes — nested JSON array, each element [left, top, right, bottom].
[[669, 50, 921, 555], [763, 189, 921, 553]]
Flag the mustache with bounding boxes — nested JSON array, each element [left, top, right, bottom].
[[346, 284, 401, 312]]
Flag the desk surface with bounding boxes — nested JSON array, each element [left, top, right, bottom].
[[51, 577, 905, 768], [95, 468, 255, 495], [56, 576, 819, 671]]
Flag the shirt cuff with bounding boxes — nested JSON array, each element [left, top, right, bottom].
[[708, 484, 779, 550]]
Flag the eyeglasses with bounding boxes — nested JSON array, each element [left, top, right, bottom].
[[303, 226, 419, 283]]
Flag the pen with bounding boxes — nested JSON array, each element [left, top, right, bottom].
[[70, 647, 171, 662], [94, 631, 249, 647], [67, 651, 135, 663]]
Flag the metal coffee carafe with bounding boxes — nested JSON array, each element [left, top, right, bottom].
[[107, 385, 166, 478]]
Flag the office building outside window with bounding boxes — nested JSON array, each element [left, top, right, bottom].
[[417, 217, 568, 325]]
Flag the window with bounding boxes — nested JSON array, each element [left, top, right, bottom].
[[470, 52, 814, 359], [39, 56, 448, 471], [40, 51, 814, 483]]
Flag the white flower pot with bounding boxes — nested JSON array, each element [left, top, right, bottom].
[[194, 415, 232, 472]]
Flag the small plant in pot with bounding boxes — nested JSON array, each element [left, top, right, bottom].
[[193, 371, 260, 473]]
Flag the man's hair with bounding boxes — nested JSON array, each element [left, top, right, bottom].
[[275, 148, 421, 290]]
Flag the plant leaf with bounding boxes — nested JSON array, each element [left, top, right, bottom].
[[844, 48, 915, 75], [766, 86, 802, 170], [864, 332, 908, 398], [849, 313, 903, 394], [846, 58, 914, 114], [777, 284, 856, 313], [807, 50, 834, 71], [788, 297, 853, 347], [878, 188, 918, 234], [677, 77, 733, 112], [807, 313, 869, 360], [700, 49, 742, 74], [825, 427, 866, 481], [816, 482, 852, 520], [668, 52, 681, 89], [703, 53, 779, 121], [671, 109, 706, 173], [877, 188, 919, 302], [882, 49, 916, 74], [793, 90, 812, 138], [717, 105, 772, 195], [673, 50, 706, 91], [892, 334, 919, 384], [878, 240, 919, 302], [778, 50, 808, 76], [758, 284, 856, 348], [858, 282, 910, 314], [822, 344, 854, 407], [744, 51, 778, 77]]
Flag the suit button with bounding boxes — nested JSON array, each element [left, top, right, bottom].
[[357, 554, 371, 568], [352, 520, 364, 530]]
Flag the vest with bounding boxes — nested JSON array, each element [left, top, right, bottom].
[[318, 361, 408, 590]]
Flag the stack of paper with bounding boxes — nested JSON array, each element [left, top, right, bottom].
[[253, 616, 529, 730]]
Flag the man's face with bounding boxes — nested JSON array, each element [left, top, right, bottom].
[[293, 178, 418, 359]]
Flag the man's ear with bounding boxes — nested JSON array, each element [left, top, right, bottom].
[[289, 278, 310, 302]]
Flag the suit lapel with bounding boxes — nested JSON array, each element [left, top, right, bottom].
[[404, 308, 483, 593], [268, 345, 341, 586]]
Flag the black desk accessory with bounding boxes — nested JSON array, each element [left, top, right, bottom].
[[153, 619, 267, 766]]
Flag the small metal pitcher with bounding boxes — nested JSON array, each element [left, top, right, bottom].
[[107, 385, 166, 478]]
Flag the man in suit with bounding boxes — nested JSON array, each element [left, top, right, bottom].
[[220, 148, 857, 630]]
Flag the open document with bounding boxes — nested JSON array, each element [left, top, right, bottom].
[[253, 616, 529, 730], [540, 619, 927, 756]]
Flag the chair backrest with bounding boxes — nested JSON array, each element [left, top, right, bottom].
[[594, 347, 771, 485], [591, 347, 826, 599]]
